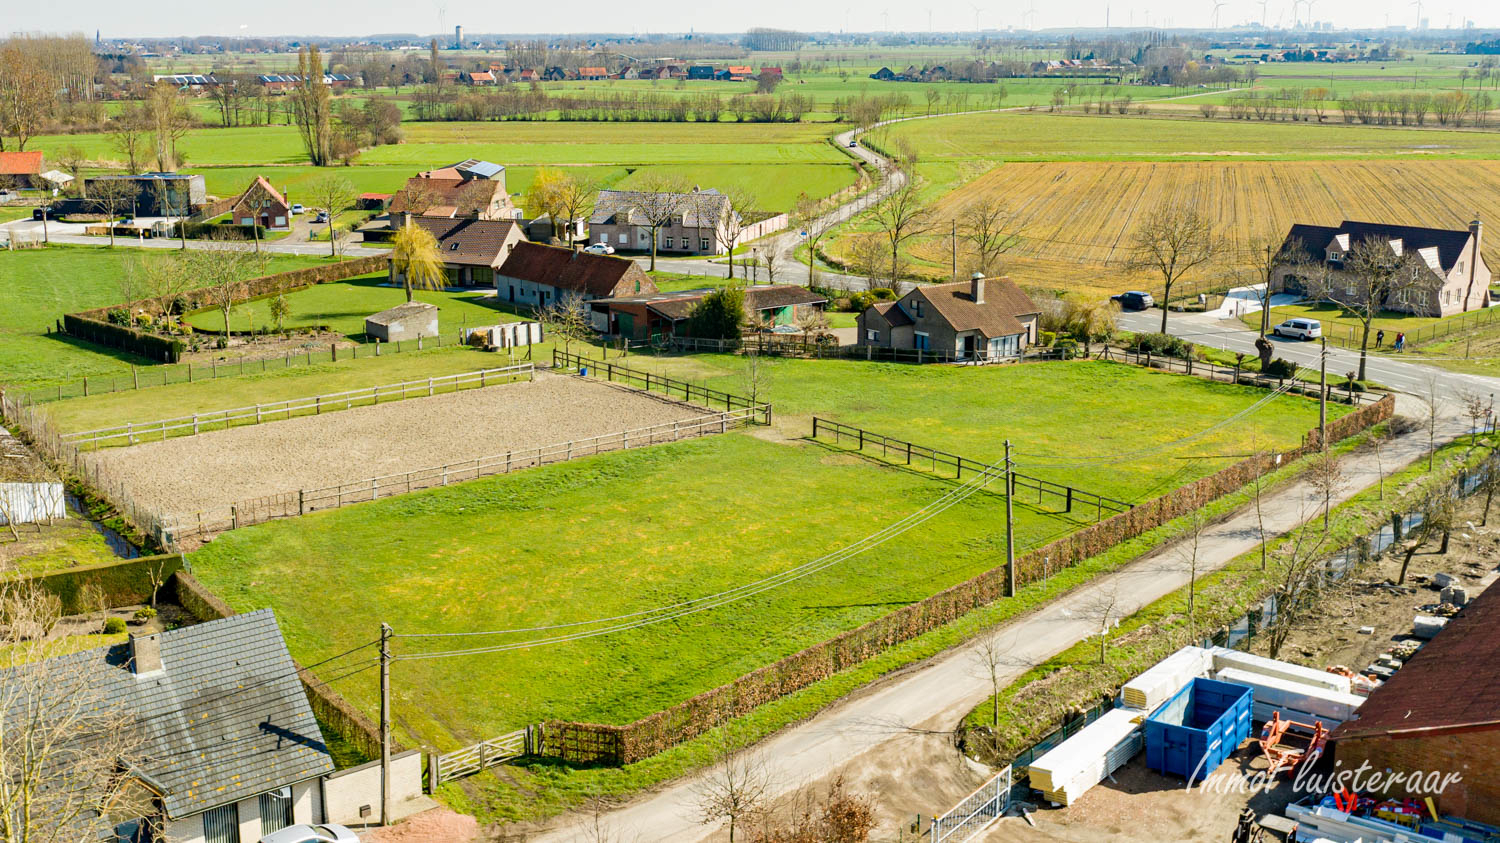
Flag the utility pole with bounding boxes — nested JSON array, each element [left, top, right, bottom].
[[1004, 439, 1016, 598], [951, 219, 957, 283], [1318, 337, 1327, 450], [380, 622, 392, 826]]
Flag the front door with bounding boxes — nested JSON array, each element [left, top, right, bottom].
[[617, 312, 635, 339], [962, 335, 977, 359]]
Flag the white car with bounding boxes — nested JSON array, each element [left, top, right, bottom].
[[1272, 318, 1322, 341], [584, 242, 615, 255], [259, 824, 358, 843], [291, 203, 306, 215]]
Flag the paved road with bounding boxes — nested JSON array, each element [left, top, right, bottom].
[[0, 217, 386, 257]]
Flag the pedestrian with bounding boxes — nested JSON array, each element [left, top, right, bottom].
[[1376, 329, 1385, 348], [1395, 332, 1405, 351]]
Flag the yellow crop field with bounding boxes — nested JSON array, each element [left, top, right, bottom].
[[835, 160, 1500, 297]]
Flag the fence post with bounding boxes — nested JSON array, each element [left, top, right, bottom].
[[1066, 486, 1073, 513], [231, 505, 238, 530], [428, 753, 439, 792]]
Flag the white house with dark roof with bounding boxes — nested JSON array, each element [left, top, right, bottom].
[[855, 275, 1040, 362], [7, 610, 334, 843], [588, 187, 739, 256]]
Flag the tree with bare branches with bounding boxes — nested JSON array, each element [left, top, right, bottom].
[[1127, 204, 1218, 333], [713, 188, 758, 280], [847, 233, 885, 292], [1399, 487, 1460, 585], [791, 194, 835, 287], [629, 174, 691, 271], [306, 175, 357, 258], [1176, 506, 1209, 636], [959, 197, 1025, 277], [969, 632, 1011, 728], [869, 175, 931, 288], [692, 730, 772, 843], [86, 179, 138, 248], [1305, 235, 1430, 381], [540, 292, 593, 353], [188, 237, 266, 339], [106, 110, 150, 175], [1265, 506, 1333, 659], [1078, 582, 1123, 664], [1306, 451, 1347, 530]]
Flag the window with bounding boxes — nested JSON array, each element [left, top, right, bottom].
[[449, 242, 459, 251], [202, 804, 239, 843], [1328, 251, 1344, 262], [913, 300, 923, 318], [866, 329, 880, 342], [664, 237, 674, 249], [700, 238, 710, 251], [618, 234, 627, 245], [1459, 260, 1466, 273], [1345, 281, 1357, 295], [914, 332, 930, 351], [259, 787, 294, 836]]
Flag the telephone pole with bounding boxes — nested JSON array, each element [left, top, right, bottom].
[[1318, 337, 1327, 450], [1004, 439, 1016, 598], [380, 621, 392, 826], [951, 219, 958, 282]]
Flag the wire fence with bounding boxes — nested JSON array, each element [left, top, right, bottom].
[[667, 335, 1069, 365], [1100, 345, 1384, 408], [156, 406, 764, 545], [60, 365, 535, 449], [1268, 303, 1500, 352], [553, 349, 774, 422]]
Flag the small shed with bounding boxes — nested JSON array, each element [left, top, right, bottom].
[[1144, 677, 1252, 782], [365, 302, 439, 342]]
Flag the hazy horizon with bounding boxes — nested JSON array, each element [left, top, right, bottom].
[[9, 0, 1500, 42]]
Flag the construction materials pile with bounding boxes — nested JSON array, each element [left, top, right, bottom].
[[1026, 709, 1144, 806], [1286, 797, 1500, 843]]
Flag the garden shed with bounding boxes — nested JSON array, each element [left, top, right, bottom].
[[365, 302, 439, 342]]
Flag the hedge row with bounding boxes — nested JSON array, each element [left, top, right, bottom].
[[15, 553, 183, 614], [547, 392, 1395, 765], [61, 254, 387, 359]]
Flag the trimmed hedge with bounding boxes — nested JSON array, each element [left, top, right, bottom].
[[62, 313, 186, 363], [13, 553, 184, 614]]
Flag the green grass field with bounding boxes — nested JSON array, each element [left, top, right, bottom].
[[1244, 301, 1457, 345], [188, 359, 1332, 760], [0, 246, 331, 389], [182, 275, 529, 338]]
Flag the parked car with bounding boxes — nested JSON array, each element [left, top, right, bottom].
[[291, 203, 306, 215], [314, 212, 330, 224], [259, 824, 358, 843], [584, 242, 615, 255], [1110, 291, 1155, 311], [1271, 318, 1322, 340]]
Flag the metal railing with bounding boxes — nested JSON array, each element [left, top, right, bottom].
[[60, 365, 535, 449], [1103, 346, 1382, 407], [429, 728, 531, 787], [931, 766, 1012, 843]]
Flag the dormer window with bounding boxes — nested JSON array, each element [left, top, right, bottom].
[[449, 243, 459, 250]]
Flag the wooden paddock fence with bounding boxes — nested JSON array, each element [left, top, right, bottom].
[[60, 365, 535, 449], [157, 406, 763, 545], [1102, 345, 1383, 407], [553, 349, 773, 422], [811, 418, 1133, 520]]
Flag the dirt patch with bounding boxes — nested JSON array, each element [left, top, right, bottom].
[[180, 330, 356, 364], [85, 373, 715, 519], [364, 807, 478, 843]]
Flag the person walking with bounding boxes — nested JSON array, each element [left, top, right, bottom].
[[1395, 332, 1406, 352], [1376, 329, 1385, 348]]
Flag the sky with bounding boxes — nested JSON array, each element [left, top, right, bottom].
[[8, 0, 1500, 39]]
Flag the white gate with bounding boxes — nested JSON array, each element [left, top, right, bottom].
[[931, 766, 1012, 843]]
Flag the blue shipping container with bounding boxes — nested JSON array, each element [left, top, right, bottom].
[[1144, 677, 1253, 782]]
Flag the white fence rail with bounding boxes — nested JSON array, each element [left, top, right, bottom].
[[931, 766, 1012, 843], [157, 406, 761, 544], [60, 364, 536, 449], [429, 728, 531, 787]]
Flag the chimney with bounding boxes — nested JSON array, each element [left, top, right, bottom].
[[1471, 215, 1483, 252], [130, 632, 163, 676], [970, 271, 986, 305]]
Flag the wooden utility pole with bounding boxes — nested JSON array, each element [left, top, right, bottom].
[[1318, 337, 1327, 450], [1004, 439, 1016, 598], [951, 219, 958, 282], [380, 621, 392, 826]]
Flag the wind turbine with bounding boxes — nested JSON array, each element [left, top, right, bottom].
[[1305, 0, 1318, 26], [1257, 0, 1269, 26], [972, 3, 983, 31], [1411, 0, 1424, 28], [1023, 1, 1038, 28], [1211, 0, 1226, 29]]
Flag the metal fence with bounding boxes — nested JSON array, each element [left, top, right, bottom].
[[157, 406, 762, 544], [61, 365, 535, 449], [1102, 346, 1383, 407], [931, 766, 1013, 843], [811, 418, 1133, 520], [428, 728, 532, 787], [553, 349, 773, 422]]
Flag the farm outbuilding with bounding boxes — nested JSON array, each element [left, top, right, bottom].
[[365, 302, 439, 342]]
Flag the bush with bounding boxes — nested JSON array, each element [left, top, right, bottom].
[[103, 617, 127, 634], [848, 291, 876, 313], [1389, 415, 1422, 436], [215, 336, 228, 349], [1056, 337, 1080, 359], [872, 287, 897, 302], [1263, 357, 1298, 379], [685, 286, 747, 339], [1127, 332, 1194, 358], [1345, 379, 1367, 393], [1038, 330, 1057, 347], [133, 606, 157, 621], [106, 307, 130, 325]]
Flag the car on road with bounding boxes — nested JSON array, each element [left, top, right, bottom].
[[848, 139, 859, 147], [258, 823, 358, 843], [291, 203, 305, 215], [584, 242, 616, 255], [1271, 318, 1322, 341], [1110, 291, 1155, 311], [314, 212, 329, 224]]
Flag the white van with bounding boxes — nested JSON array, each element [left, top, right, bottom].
[[1272, 318, 1322, 341]]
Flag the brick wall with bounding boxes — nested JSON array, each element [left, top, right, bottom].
[[1335, 730, 1500, 824]]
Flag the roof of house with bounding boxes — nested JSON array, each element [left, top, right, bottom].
[[388, 177, 503, 217], [728, 65, 753, 74], [0, 150, 44, 176], [368, 301, 439, 325], [870, 300, 913, 327], [5, 610, 333, 820], [743, 285, 828, 311], [39, 169, 74, 185], [590, 188, 734, 228], [411, 217, 521, 266], [497, 241, 656, 298], [911, 278, 1038, 339], [359, 192, 393, 201], [1280, 220, 1477, 274], [580, 66, 608, 75], [1333, 583, 1500, 741], [468, 71, 496, 82], [235, 175, 289, 210], [439, 159, 505, 180]]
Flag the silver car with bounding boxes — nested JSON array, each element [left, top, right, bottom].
[[258, 824, 359, 843]]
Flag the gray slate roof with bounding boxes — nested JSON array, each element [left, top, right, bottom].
[[590, 188, 736, 228], [18, 610, 333, 819], [1280, 220, 1476, 273]]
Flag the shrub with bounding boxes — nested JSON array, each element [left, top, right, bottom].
[[103, 617, 126, 634], [1056, 337, 1080, 359], [848, 291, 876, 313], [170, 294, 190, 315], [1038, 330, 1057, 347], [1389, 415, 1422, 436], [215, 336, 228, 349], [685, 286, 747, 339], [106, 308, 130, 325], [1263, 357, 1298, 379], [872, 287, 897, 302], [1127, 332, 1194, 358], [133, 606, 157, 621]]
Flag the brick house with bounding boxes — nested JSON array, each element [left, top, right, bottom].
[[388, 177, 513, 221], [229, 175, 291, 230], [588, 285, 828, 340], [856, 275, 1040, 361], [388, 216, 525, 287], [579, 66, 609, 80], [461, 70, 497, 85], [1331, 582, 1500, 824], [494, 241, 656, 309], [1272, 219, 1491, 318], [0, 150, 43, 188], [589, 188, 738, 256]]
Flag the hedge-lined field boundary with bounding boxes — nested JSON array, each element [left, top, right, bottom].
[[11, 553, 183, 614]]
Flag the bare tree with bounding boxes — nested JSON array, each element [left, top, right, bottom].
[[146, 83, 191, 171], [306, 175, 357, 258], [742, 349, 772, 407], [554, 176, 597, 251], [1127, 204, 1218, 333], [791, 194, 836, 287], [750, 775, 875, 843], [1077, 582, 1123, 664], [541, 292, 593, 353], [0, 583, 149, 843], [969, 632, 1010, 728], [106, 111, 150, 174], [762, 250, 781, 286], [1478, 460, 1500, 526], [1306, 450, 1347, 531], [188, 237, 266, 339], [714, 188, 759, 280], [0, 45, 55, 152], [1176, 506, 1209, 636], [692, 731, 772, 843], [1460, 390, 1488, 446], [1243, 236, 1301, 337], [87, 179, 138, 248], [1307, 236, 1431, 381], [868, 175, 931, 288], [1398, 487, 1460, 585], [1369, 425, 1392, 502], [1423, 375, 1447, 471], [1264, 505, 1333, 659], [630, 174, 691, 271], [959, 197, 1025, 277]]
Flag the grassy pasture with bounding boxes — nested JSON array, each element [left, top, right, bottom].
[[0, 246, 330, 388], [187, 358, 1330, 761]]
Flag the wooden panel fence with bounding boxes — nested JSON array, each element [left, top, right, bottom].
[[157, 406, 763, 544], [61, 365, 535, 449]]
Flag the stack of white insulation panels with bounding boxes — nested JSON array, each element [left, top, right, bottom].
[[1213, 668, 1364, 728], [1026, 708, 1145, 806], [1121, 646, 1214, 710]]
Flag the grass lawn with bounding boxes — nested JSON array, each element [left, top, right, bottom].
[[182, 276, 529, 338], [0, 514, 129, 575], [0, 245, 331, 389], [42, 345, 508, 433], [188, 359, 1331, 764], [1243, 301, 1459, 347]]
